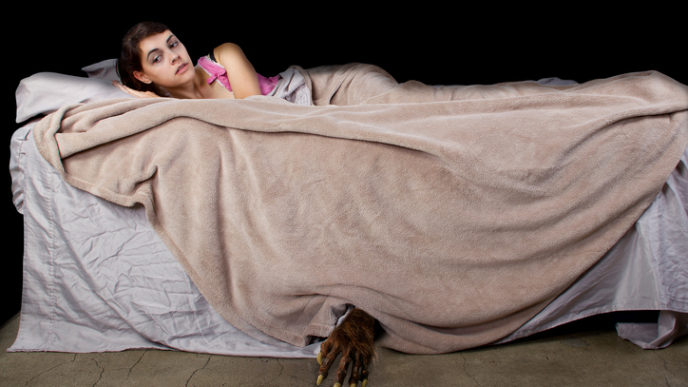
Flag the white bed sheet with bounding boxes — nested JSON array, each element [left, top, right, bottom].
[[7, 65, 688, 355]]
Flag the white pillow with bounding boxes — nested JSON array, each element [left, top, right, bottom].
[[81, 58, 120, 82], [15, 70, 132, 123]]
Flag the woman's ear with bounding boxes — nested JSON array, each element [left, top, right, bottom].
[[133, 70, 152, 85]]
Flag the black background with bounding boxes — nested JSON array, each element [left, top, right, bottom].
[[2, 4, 686, 324]]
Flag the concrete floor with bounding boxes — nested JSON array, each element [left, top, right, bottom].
[[1, 313, 686, 386]]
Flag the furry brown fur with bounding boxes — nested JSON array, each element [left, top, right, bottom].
[[317, 308, 377, 386]]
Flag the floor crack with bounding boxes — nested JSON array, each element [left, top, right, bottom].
[[25, 357, 74, 386], [127, 351, 146, 378], [91, 358, 105, 387], [185, 355, 211, 387], [459, 353, 481, 386], [272, 359, 285, 383]]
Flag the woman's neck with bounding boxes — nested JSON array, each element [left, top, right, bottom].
[[165, 67, 208, 99]]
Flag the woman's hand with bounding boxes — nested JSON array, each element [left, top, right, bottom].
[[113, 80, 161, 98]]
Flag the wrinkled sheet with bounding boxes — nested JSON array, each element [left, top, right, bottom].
[[29, 64, 688, 354]]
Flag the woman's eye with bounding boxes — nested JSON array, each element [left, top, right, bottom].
[[152, 55, 162, 64], [169, 40, 179, 49]]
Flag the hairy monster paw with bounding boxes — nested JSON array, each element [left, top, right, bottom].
[[316, 308, 377, 387]]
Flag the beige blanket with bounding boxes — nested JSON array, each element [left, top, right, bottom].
[[33, 64, 688, 354]]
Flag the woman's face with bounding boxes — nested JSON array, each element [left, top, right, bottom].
[[133, 30, 195, 88]]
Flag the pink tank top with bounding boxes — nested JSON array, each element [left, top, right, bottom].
[[197, 55, 279, 95]]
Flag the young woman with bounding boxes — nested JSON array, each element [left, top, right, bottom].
[[116, 22, 294, 101]]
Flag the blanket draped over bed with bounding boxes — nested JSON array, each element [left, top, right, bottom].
[[32, 64, 688, 354]]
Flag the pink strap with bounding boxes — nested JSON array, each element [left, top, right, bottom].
[[197, 56, 280, 95], [198, 56, 232, 91]]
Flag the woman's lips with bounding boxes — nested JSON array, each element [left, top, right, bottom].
[[176, 63, 189, 75]]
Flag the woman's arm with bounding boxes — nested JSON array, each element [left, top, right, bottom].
[[213, 42, 261, 99]]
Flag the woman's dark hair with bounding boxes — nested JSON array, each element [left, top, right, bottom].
[[117, 21, 170, 92]]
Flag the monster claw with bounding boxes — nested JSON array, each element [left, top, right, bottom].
[[314, 309, 376, 387]]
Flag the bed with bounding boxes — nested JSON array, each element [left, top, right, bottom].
[[8, 59, 688, 356]]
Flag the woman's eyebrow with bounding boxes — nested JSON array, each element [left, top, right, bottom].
[[146, 48, 161, 61], [146, 34, 176, 61]]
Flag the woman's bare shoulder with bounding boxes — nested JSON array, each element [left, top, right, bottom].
[[213, 42, 244, 60]]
